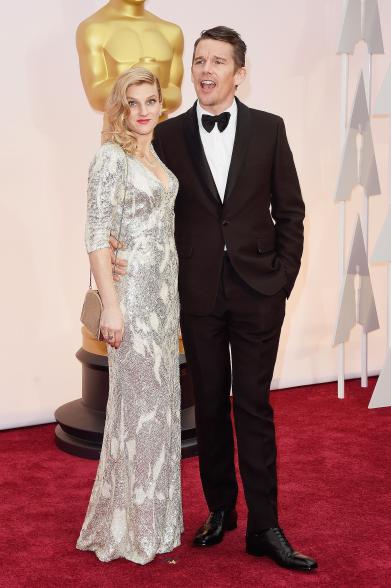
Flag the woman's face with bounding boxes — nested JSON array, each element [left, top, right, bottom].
[[125, 82, 161, 137]]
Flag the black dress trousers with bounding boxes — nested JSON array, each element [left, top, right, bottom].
[[180, 253, 286, 532]]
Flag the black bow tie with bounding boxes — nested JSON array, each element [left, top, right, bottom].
[[201, 111, 231, 133]]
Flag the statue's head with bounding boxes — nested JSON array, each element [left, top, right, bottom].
[[191, 26, 246, 112]]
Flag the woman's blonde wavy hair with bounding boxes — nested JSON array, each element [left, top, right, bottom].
[[104, 67, 162, 155]]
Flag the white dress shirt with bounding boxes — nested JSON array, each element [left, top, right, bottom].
[[197, 99, 237, 202]]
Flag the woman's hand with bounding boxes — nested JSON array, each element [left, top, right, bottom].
[[100, 305, 124, 349], [109, 236, 128, 282]]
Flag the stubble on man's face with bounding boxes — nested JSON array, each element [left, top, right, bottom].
[[191, 39, 245, 115]]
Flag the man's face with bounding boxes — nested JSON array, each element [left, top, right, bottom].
[[191, 39, 246, 114]]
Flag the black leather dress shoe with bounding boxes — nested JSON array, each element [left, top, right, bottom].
[[246, 527, 318, 571], [193, 509, 238, 547]]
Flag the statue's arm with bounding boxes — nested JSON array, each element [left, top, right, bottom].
[[162, 27, 184, 114], [76, 23, 115, 112]]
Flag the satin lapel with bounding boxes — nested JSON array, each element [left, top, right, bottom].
[[223, 98, 252, 205], [183, 103, 221, 206]]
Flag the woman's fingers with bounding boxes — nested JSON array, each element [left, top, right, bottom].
[[114, 329, 122, 349], [110, 248, 128, 277], [109, 235, 120, 250], [101, 326, 123, 348], [112, 262, 127, 276], [109, 235, 127, 279]]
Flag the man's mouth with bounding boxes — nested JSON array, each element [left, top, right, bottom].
[[200, 80, 216, 90]]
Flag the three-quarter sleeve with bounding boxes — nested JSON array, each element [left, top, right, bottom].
[[85, 143, 126, 253]]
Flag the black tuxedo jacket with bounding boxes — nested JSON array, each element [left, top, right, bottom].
[[153, 98, 305, 316]]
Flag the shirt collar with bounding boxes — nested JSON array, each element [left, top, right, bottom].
[[197, 98, 238, 132]]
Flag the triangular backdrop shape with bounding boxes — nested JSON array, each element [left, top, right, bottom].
[[368, 349, 391, 408], [347, 217, 369, 276], [374, 64, 391, 116], [337, 0, 361, 54], [334, 274, 356, 345], [358, 276, 380, 333], [333, 216, 380, 344], [362, 0, 384, 54], [334, 74, 380, 201], [350, 74, 369, 132], [372, 210, 391, 263], [335, 130, 359, 202], [359, 124, 381, 196]]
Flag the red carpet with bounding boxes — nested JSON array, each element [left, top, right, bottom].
[[1, 378, 391, 587]]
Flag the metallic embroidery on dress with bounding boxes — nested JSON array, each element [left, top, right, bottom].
[[76, 142, 183, 564]]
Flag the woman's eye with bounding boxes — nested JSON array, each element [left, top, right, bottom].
[[128, 101, 136, 107], [147, 99, 157, 105]]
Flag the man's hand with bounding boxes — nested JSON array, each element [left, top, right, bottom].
[[109, 235, 128, 282]]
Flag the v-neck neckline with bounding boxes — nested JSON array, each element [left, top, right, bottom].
[[131, 147, 170, 192]]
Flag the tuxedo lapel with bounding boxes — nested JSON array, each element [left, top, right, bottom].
[[223, 98, 252, 205], [183, 103, 221, 206]]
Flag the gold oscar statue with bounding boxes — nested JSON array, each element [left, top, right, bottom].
[[76, 0, 184, 355], [76, 0, 184, 118], [54, 1, 190, 460]]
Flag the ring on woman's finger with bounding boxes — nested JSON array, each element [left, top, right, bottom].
[[108, 333, 115, 340]]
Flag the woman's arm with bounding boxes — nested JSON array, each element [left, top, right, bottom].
[[89, 248, 123, 348], [85, 144, 125, 348]]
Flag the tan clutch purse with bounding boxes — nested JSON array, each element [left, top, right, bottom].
[[80, 289, 104, 340], [80, 151, 128, 340]]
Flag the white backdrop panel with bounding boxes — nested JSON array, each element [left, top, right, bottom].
[[1, 0, 390, 429]]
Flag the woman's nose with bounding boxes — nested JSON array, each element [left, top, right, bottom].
[[138, 103, 148, 116]]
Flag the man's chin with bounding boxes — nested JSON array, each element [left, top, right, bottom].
[[198, 95, 217, 108]]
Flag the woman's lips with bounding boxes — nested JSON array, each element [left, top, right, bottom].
[[137, 119, 151, 124]]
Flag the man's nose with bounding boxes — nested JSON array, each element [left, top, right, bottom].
[[202, 59, 213, 74]]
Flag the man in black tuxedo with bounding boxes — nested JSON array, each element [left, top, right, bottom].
[[112, 26, 317, 571]]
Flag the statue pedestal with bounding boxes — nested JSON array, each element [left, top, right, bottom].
[[55, 328, 197, 459]]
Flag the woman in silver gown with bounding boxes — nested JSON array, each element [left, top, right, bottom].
[[76, 68, 183, 564]]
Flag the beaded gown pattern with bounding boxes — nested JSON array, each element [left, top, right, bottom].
[[76, 142, 183, 564]]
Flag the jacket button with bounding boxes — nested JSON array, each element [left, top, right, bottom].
[[222, 220, 230, 226]]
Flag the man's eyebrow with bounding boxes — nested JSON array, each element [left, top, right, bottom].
[[194, 55, 228, 61]]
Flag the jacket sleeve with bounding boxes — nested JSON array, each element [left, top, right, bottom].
[[270, 117, 305, 296]]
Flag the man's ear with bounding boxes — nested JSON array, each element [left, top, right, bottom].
[[234, 67, 246, 88]]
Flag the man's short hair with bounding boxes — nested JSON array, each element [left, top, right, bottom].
[[193, 26, 247, 69]]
